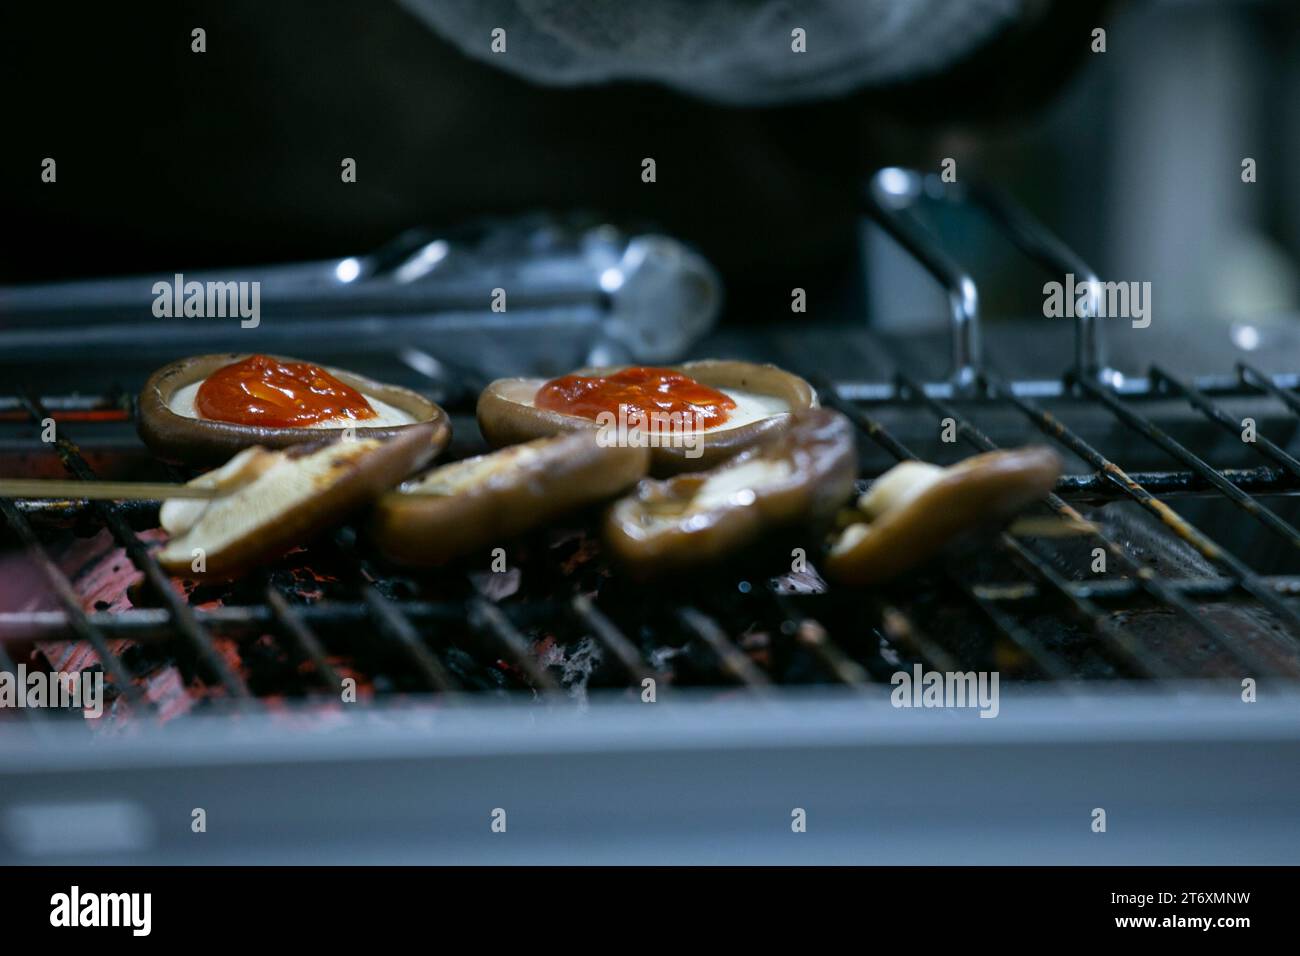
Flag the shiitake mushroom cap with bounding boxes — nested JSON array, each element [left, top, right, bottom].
[[137, 353, 451, 466], [602, 408, 857, 578], [371, 431, 651, 568], [824, 445, 1062, 586], [476, 359, 816, 477]]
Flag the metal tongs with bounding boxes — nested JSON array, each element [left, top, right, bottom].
[[0, 214, 723, 376]]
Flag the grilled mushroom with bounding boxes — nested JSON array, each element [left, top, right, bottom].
[[372, 431, 650, 567], [476, 360, 816, 476], [824, 446, 1062, 586], [157, 424, 438, 578], [603, 408, 856, 577], [138, 353, 451, 465]]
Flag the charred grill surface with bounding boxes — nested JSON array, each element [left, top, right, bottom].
[[3, 360, 1300, 727]]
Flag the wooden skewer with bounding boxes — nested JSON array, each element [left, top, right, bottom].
[[0, 479, 223, 501], [1007, 515, 1098, 537]]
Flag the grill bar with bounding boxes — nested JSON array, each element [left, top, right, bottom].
[[946, 568, 1079, 682], [870, 598, 963, 674], [7, 575, 1300, 641], [792, 617, 872, 687], [1239, 362, 1300, 418], [1151, 365, 1300, 478], [769, 591, 872, 687], [988, 373, 1300, 643], [840, 371, 1300, 403], [570, 594, 657, 686], [322, 528, 467, 696], [363, 586, 462, 695], [469, 598, 561, 693], [265, 586, 344, 693], [1076, 376, 1300, 550], [0, 497, 149, 709], [0, 601, 542, 639], [1054, 467, 1296, 499], [14, 389, 250, 699], [677, 607, 774, 692]]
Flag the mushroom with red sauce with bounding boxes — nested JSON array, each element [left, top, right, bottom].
[[138, 353, 451, 465], [476, 360, 816, 476]]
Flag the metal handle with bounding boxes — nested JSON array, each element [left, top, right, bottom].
[[866, 169, 981, 393], [865, 167, 1112, 390]]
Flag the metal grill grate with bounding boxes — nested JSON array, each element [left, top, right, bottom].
[[3, 355, 1300, 719], [3, 169, 1300, 722]]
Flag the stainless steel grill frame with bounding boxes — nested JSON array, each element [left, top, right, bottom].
[[2, 169, 1300, 865]]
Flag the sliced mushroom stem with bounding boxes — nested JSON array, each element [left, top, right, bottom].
[[156, 425, 438, 579]]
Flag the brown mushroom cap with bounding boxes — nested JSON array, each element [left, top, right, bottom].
[[476, 359, 817, 476], [603, 407, 857, 578], [137, 353, 452, 465], [156, 423, 439, 579], [371, 431, 651, 567], [824, 445, 1062, 587]]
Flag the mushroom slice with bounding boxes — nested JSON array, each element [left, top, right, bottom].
[[159, 445, 282, 537], [138, 353, 452, 465], [825, 446, 1062, 586], [603, 408, 857, 577], [371, 432, 650, 567], [476, 359, 817, 476], [156, 424, 438, 578]]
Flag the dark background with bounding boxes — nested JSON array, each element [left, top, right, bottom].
[[3, 0, 1298, 337], [2, 0, 1100, 312]]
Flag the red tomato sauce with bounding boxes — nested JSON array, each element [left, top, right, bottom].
[[534, 367, 736, 429], [195, 354, 377, 427]]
